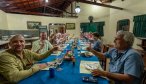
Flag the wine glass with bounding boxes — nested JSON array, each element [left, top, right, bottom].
[[55, 53, 64, 71]]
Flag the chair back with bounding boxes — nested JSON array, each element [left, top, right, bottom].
[[141, 70, 146, 84], [99, 44, 109, 70]]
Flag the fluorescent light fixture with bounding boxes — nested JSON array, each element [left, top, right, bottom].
[[75, 6, 81, 13]]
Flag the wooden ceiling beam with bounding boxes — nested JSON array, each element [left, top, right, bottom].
[[5, 0, 43, 5], [45, 5, 76, 14], [6, 4, 76, 15], [20, 3, 43, 10], [4, 0, 42, 7], [2, 0, 41, 9], [48, 0, 65, 6], [59, 0, 72, 11], [5, 9, 61, 17], [75, 0, 124, 10], [0, 0, 76, 17]]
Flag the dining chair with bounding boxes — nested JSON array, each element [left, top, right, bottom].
[[141, 70, 146, 84]]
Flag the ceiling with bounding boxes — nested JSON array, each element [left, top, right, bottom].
[[0, 0, 118, 17]]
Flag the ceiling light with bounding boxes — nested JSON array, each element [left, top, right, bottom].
[[45, 0, 48, 3], [75, 6, 81, 13], [96, 0, 102, 3]]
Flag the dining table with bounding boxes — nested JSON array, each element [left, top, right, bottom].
[[18, 39, 109, 84]]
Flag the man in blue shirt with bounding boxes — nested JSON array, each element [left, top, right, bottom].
[[87, 30, 144, 84]]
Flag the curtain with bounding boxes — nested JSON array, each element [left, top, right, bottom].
[[95, 22, 105, 36], [80, 23, 89, 32], [88, 23, 97, 32], [133, 15, 146, 37], [117, 19, 129, 31], [80, 22, 105, 36]]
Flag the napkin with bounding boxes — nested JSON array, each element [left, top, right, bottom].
[[80, 61, 103, 74]]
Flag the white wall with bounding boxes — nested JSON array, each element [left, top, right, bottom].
[[79, 3, 109, 22], [95, 16, 110, 44], [74, 0, 146, 49], [73, 3, 111, 44], [0, 10, 8, 29], [6, 13, 80, 37], [108, 0, 146, 49], [1, 0, 146, 49]]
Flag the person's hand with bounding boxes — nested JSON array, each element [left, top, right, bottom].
[[36, 43, 44, 53], [86, 47, 92, 52], [52, 46, 59, 51], [58, 47, 63, 51], [53, 44, 57, 46], [34, 63, 48, 70], [91, 69, 107, 77], [46, 62, 55, 66], [39, 43, 44, 50]]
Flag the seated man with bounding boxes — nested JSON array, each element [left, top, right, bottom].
[[0, 34, 58, 84], [31, 32, 53, 54], [86, 30, 144, 84], [92, 32, 102, 52]]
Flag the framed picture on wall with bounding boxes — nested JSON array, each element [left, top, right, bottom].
[[66, 23, 75, 30], [27, 21, 41, 29]]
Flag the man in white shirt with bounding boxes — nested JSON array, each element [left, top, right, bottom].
[[32, 32, 53, 54]]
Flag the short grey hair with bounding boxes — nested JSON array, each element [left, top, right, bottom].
[[9, 34, 24, 42], [117, 30, 134, 47]]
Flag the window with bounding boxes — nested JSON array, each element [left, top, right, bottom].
[[80, 22, 105, 36], [117, 19, 130, 32], [133, 14, 146, 37]]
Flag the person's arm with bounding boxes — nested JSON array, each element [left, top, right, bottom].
[[30, 46, 58, 61], [92, 69, 133, 83], [86, 47, 106, 60], [0, 54, 50, 83], [47, 41, 53, 50], [91, 51, 143, 83], [0, 55, 40, 83]]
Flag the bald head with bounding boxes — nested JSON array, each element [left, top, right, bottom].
[[9, 34, 25, 42], [9, 34, 25, 52]]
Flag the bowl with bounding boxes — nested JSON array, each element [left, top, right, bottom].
[[84, 52, 92, 57]]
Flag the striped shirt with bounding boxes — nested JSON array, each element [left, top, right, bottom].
[[31, 40, 53, 54]]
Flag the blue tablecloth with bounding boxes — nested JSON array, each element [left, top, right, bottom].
[[19, 43, 109, 84]]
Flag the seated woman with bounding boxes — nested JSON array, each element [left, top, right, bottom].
[[49, 33, 56, 44], [92, 32, 102, 52]]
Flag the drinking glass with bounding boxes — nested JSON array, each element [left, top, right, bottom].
[[55, 53, 64, 71]]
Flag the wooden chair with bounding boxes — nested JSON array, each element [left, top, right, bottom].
[[141, 70, 146, 84], [99, 44, 109, 70], [132, 49, 146, 84], [135, 49, 146, 70]]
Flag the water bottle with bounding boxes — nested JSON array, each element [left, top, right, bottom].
[[49, 68, 55, 78], [72, 58, 75, 67]]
